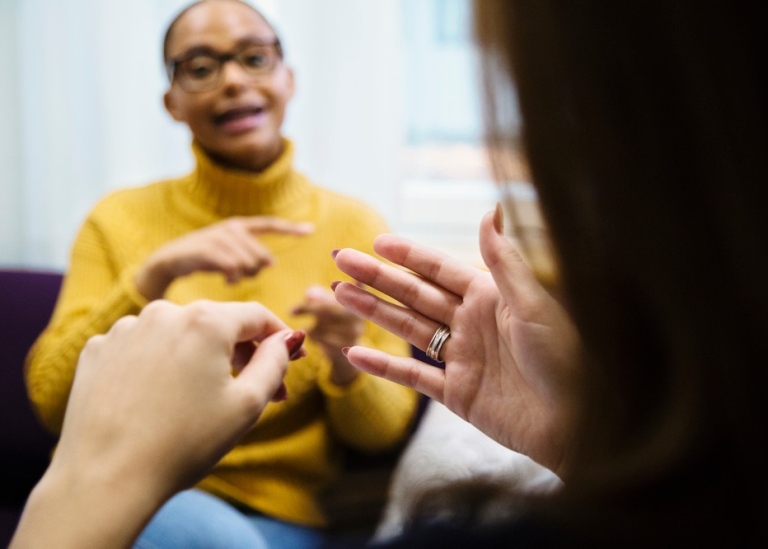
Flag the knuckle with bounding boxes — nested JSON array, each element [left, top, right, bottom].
[[398, 314, 419, 339], [223, 218, 245, 233], [181, 300, 219, 329], [81, 333, 105, 354], [109, 313, 139, 334]]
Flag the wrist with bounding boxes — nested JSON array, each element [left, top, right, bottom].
[[135, 256, 173, 301], [329, 354, 360, 386]]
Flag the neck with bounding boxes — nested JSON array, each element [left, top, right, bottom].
[[185, 138, 310, 218]]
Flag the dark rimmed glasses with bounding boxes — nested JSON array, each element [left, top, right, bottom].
[[166, 39, 283, 93]]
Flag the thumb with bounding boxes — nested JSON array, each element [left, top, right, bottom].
[[231, 330, 291, 415], [479, 205, 542, 312]]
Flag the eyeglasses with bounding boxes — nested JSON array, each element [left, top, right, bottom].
[[166, 39, 283, 93]]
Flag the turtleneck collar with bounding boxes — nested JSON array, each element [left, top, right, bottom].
[[185, 138, 311, 217]]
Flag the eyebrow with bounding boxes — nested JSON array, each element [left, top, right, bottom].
[[170, 36, 279, 62]]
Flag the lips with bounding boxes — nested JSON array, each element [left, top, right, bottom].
[[213, 105, 267, 134]]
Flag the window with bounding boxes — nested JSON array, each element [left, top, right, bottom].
[[398, 0, 537, 267]]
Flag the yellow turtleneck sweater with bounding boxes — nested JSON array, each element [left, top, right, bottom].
[[25, 140, 418, 527]]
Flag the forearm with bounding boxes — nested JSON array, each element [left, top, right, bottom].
[[10, 463, 162, 549]]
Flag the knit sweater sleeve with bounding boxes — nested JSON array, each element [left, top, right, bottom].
[[315, 197, 420, 453], [25, 205, 148, 434]]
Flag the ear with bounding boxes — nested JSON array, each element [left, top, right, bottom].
[[163, 89, 185, 122]]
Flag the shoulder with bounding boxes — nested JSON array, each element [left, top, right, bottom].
[[87, 177, 183, 221]]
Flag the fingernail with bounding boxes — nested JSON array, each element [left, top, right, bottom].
[[341, 347, 350, 357], [493, 202, 504, 235], [284, 330, 306, 360], [331, 281, 340, 291], [331, 249, 340, 259]]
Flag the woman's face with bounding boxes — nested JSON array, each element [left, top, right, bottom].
[[163, 1, 294, 171]]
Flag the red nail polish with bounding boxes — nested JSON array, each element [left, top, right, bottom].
[[331, 249, 340, 259], [331, 281, 340, 291], [284, 330, 306, 360]]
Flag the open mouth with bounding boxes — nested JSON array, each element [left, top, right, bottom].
[[213, 105, 266, 125], [213, 105, 267, 134]]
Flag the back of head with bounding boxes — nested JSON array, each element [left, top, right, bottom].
[[474, 1, 768, 544]]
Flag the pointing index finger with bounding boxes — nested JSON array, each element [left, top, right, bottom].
[[244, 217, 315, 236]]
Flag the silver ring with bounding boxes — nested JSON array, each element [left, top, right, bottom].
[[426, 324, 451, 363]]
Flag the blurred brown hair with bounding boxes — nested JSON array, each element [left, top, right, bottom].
[[474, 0, 768, 544]]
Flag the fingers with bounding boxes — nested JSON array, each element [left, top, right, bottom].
[[290, 285, 343, 316], [333, 248, 462, 323], [211, 217, 312, 281], [344, 346, 446, 402], [205, 300, 290, 344], [372, 234, 482, 297], [143, 217, 313, 289], [221, 234, 274, 278], [478, 210, 542, 319], [136, 301, 296, 414], [333, 282, 443, 351], [233, 329, 293, 414], [140, 300, 288, 352], [242, 216, 315, 236]]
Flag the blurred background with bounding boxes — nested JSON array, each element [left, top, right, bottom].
[[0, 0, 528, 270]]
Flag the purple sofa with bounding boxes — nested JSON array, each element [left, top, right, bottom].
[[0, 269, 62, 546]]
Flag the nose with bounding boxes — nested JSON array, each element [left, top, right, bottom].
[[219, 59, 249, 94]]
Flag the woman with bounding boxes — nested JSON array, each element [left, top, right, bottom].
[[24, 1, 416, 547], [12, 0, 768, 547]]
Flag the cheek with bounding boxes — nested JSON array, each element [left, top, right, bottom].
[[174, 96, 215, 135], [266, 74, 294, 118], [186, 115, 213, 139]]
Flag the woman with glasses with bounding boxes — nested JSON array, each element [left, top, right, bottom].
[[23, 1, 417, 548]]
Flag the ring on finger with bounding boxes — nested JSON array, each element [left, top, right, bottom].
[[426, 324, 451, 363]]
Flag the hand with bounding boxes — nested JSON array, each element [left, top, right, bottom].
[[60, 299, 300, 499], [332, 209, 580, 474], [12, 299, 304, 548], [135, 217, 314, 300], [292, 285, 363, 385]]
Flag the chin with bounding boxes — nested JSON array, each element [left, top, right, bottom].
[[213, 139, 282, 170]]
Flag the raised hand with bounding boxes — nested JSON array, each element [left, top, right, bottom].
[[291, 285, 364, 385], [135, 216, 314, 300], [332, 207, 580, 473]]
